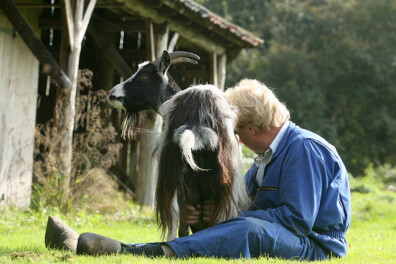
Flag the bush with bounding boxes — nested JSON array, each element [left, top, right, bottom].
[[32, 69, 124, 214]]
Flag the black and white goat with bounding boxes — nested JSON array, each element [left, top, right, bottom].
[[156, 84, 250, 240], [107, 51, 250, 240], [108, 51, 200, 138]]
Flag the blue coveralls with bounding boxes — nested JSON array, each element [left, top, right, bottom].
[[165, 122, 351, 260]]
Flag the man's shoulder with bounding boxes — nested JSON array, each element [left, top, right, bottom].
[[287, 123, 338, 157]]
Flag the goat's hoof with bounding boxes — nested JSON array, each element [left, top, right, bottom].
[[45, 216, 79, 252], [77, 232, 122, 255]]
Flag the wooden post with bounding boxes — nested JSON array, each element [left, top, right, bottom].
[[167, 32, 179, 52], [145, 19, 155, 61], [210, 52, 218, 88], [155, 22, 168, 58], [135, 21, 168, 207], [129, 139, 138, 189], [217, 53, 227, 90]]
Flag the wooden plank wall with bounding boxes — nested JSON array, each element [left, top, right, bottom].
[[0, 8, 40, 208]]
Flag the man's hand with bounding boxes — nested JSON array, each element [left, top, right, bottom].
[[202, 200, 214, 223], [180, 204, 201, 226], [180, 200, 214, 226]]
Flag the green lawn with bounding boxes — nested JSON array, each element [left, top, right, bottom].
[[1, 176, 395, 263]]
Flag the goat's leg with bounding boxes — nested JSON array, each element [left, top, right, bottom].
[[166, 195, 179, 241], [178, 220, 190, 237]]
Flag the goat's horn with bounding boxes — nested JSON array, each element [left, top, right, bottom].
[[169, 51, 200, 65], [153, 51, 200, 67], [170, 57, 199, 65]]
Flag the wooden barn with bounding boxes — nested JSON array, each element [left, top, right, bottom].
[[0, 0, 262, 208]]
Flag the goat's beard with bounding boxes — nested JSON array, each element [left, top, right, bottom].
[[121, 113, 141, 139]]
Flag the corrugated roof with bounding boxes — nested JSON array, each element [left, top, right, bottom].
[[166, 0, 263, 48]]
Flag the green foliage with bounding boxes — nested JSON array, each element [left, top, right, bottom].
[[348, 163, 396, 228], [241, 145, 255, 174], [202, 0, 396, 176], [350, 163, 396, 193]]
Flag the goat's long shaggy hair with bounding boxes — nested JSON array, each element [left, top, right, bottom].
[[155, 84, 250, 240]]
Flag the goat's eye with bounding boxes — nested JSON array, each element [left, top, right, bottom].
[[138, 74, 149, 80]]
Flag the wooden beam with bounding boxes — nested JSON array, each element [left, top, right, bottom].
[[0, 0, 71, 88], [39, 16, 147, 33], [113, 0, 225, 54], [98, 20, 146, 33]]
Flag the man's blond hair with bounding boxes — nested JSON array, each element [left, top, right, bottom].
[[226, 79, 290, 132]]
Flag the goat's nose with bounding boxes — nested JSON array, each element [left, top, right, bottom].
[[108, 88, 116, 100]]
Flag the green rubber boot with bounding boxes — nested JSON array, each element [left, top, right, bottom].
[[45, 216, 79, 252], [77, 232, 131, 255]]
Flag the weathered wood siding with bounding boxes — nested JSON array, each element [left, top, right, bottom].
[[0, 9, 40, 208]]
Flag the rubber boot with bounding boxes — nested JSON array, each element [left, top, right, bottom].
[[77, 233, 164, 257], [45, 216, 79, 252], [77, 232, 131, 255]]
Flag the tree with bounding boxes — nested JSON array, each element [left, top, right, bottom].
[[57, 0, 96, 196], [201, 0, 396, 175]]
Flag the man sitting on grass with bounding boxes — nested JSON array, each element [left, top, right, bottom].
[[46, 79, 351, 261]]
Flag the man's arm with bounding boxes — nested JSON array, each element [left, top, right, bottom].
[[242, 140, 328, 236]]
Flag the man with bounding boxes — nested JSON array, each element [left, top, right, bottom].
[[46, 79, 351, 260]]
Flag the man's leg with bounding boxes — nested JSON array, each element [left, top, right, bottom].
[[77, 234, 174, 257], [45, 216, 168, 257], [165, 216, 329, 260], [45, 215, 329, 260]]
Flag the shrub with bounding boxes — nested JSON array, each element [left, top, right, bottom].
[[32, 69, 124, 213]]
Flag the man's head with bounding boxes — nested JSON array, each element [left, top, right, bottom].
[[226, 79, 290, 133]]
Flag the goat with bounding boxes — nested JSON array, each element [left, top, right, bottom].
[[107, 51, 250, 241], [108, 50, 200, 138], [155, 84, 250, 240]]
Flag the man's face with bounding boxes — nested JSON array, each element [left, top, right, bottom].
[[236, 125, 262, 154]]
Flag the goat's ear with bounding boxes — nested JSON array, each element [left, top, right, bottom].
[[158, 50, 171, 75]]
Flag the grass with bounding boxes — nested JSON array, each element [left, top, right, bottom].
[[1, 174, 396, 263]]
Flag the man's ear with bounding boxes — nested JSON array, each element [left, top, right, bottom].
[[158, 50, 171, 75], [249, 125, 258, 135]]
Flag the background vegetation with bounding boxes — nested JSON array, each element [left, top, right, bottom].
[[199, 0, 396, 176]]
